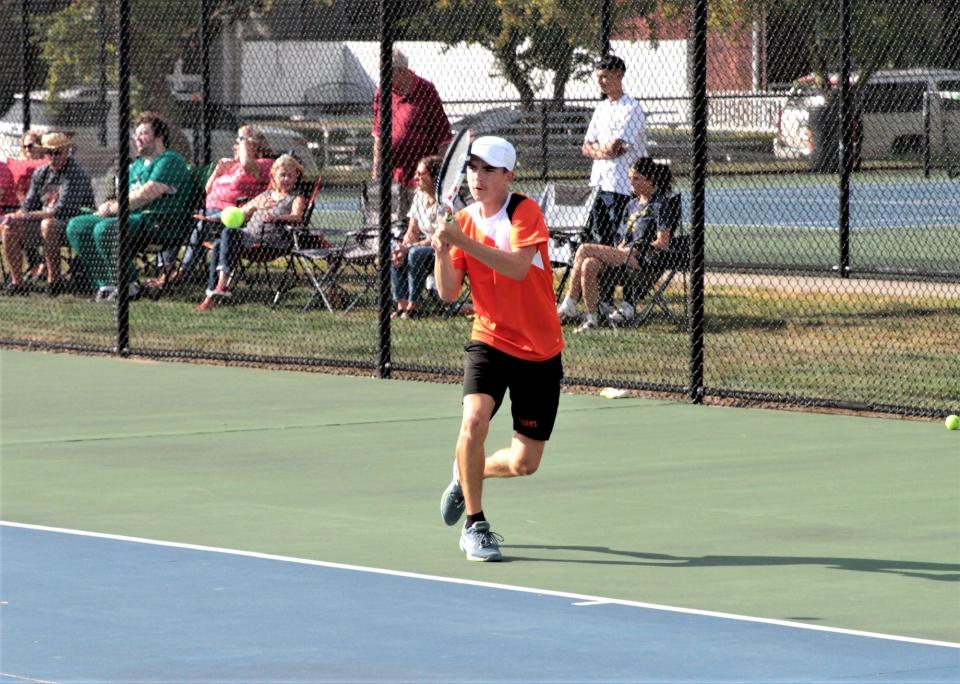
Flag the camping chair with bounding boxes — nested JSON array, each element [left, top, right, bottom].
[[610, 193, 688, 328], [539, 182, 598, 302], [137, 163, 211, 298], [300, 180, 404, 313], [222, 175, 325, 306]]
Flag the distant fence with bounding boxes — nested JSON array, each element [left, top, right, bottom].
[[2, 0, 958, 419]]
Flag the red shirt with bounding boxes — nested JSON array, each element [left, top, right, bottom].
[[6, 158, 46, 205], [372, 74, 452, 186], [0, 162, 16, 208], [205, 158, 273, 210], [450, 194, 564, 362]]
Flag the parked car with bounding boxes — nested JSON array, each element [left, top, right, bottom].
[[774, 69, 960, 168]]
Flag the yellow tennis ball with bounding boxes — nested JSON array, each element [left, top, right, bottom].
[[946, 415, 960, 431], [221, 206, 244, 228]]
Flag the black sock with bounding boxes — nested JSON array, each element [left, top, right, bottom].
[[465, 511, 486, 528]]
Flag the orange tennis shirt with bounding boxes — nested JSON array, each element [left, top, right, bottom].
[[450, 194, 565, 361]]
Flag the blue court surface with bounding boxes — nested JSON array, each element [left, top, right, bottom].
[[317, 177, 960, 231], [700, 178, 960, 230], [3, 523, 958, 683]]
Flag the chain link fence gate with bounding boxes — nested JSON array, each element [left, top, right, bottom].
[[1, 0, 958, 417]]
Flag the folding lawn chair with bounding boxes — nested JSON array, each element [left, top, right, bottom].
[[539, 182, 598, 302], [611, 193, 688, 328]]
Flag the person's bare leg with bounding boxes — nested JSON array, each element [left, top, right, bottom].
[[40, 219, 64, 283], [2, 223, 24, 284], [483, 433, 546, 478], [457, 393, 496, 516], [581, 257, 604, 314]]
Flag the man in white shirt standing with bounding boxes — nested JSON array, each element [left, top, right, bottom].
[[582, 54, 647, 246], [581, 54, 647, 315]]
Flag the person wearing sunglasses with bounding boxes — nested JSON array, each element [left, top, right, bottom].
[[148, 124, 274, 288], [1, 132, 95, 296]]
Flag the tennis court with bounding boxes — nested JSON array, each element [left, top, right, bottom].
[[2, 349, 958, 681]]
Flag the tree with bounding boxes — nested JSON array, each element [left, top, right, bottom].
[[404, 0, 661, 110], [32, 0, 271, 155]]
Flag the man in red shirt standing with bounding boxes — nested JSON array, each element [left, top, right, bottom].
[[371, 48, 452, 220], [433, 136, 565, 562]]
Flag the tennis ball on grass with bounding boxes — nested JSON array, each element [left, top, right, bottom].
[[221, 206, 244, 228], [946, 415, 960, 431]]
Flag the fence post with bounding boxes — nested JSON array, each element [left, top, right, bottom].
[[540, 101, 549, 179], [19, 0, 31, 133], [200, 0, 213, 166], [600, 0, 612, 56], [376, 0, 394, 379], [115, 0, 131, 356], [97, 0, 108, 147], [688, 0, 707, 405], [922, 91, 931, 178], [837, 0, 852, 279]]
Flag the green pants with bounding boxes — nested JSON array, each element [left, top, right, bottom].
[[65, 212, 188, 290]]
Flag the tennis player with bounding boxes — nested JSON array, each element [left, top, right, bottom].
[[432, 136, 564, 562]]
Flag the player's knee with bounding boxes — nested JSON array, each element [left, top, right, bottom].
[[513, 456, 539, 477], [459, 412, 489, 445]]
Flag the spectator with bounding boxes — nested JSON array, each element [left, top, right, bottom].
[[556, 158, 675, 333], [7, 131, 49, 279], [1, 132, 95, 296], [65, 111, 191, 302], [371, 47, 452, 222], [196, 154, 306, 312], [582, 54, 647, 313], [390, 154, 441, 319], [148, 124, 274, 287]]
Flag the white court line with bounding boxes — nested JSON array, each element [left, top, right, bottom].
[[0, 673, 58, 684], [3, 520, 958, 650]]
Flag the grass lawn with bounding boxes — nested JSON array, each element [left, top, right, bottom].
[[2, 271, 957, 413]]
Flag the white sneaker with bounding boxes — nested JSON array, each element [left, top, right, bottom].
[[425, 275, 436, 291], [94, 285, 117, 302], [608, 302, 635, 324], [574, 318, 598, 334], [556, 298, 577, 320]]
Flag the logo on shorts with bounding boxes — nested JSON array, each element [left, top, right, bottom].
[[518, 418, 539, 428]]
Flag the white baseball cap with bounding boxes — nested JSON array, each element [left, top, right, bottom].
[[470, 136, 516, 171]]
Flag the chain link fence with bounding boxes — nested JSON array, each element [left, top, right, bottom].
[[2, 0, 958, 417]]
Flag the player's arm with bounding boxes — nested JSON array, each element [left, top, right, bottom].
[[582, 139, 628, 159], [434, 215, 537, 281], [431, 233, 466, 302]]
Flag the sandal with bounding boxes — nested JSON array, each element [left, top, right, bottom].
[[196, 297, 218, 312]]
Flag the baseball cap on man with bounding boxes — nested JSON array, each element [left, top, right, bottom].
[[470, 136, 516, 171]]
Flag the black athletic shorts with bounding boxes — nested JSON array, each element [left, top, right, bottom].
[[462, 341, 563, 441]]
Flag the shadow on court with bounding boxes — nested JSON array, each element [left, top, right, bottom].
[[504, 545, 960, 582]]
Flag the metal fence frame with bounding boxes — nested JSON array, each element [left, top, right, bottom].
[[5, 0, 957, 419]]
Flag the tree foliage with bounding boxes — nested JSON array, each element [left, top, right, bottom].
[[32, 0, 271, 137], [405, 0, 661, 109]]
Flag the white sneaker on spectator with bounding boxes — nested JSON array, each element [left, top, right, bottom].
[[574, 315, 599, 334], [608, 302, 635, 324], [556, 297, 577, 320], [94, 285, 117, 302]]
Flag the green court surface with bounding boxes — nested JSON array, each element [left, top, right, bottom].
[[2, 349, 958, 643]]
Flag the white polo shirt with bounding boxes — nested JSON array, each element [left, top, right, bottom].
[[585, 94, 647, 195]]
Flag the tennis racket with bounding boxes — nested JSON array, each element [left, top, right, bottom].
[[435, 128, 472, 219]]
